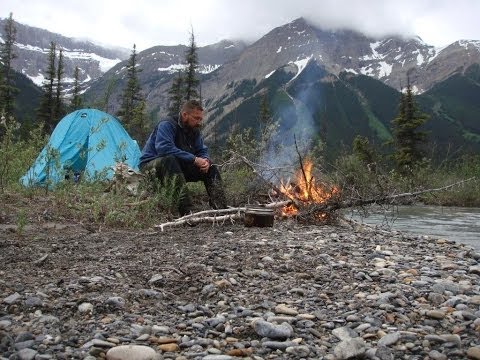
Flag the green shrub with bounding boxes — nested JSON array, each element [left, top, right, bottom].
[[0, 115, 46, 192]]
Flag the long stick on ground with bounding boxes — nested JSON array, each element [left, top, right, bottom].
[[154, 200, 293, 231], [156, 213, 244, 231]]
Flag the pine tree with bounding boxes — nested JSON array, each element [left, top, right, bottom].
[[353, 135, 377, 168], [70, 66, 83, 111], [0, 13, 19, 119], [117, 44, 141, 124], [101, 77, 117, 113], [167, 29, 201, 115], [167, 70, 184, 116], [54, 48, 64, 119], [117, 44, 148, 142], [259, 94, 272, 135], [391, 80, 429, 174], [184, 30, 200, 101], [37, 42, 57, 133], [258, 93, 275, 151], [130, 100, 150, 146]]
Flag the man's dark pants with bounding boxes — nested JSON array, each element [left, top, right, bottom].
[[140, 155, 227, 215]]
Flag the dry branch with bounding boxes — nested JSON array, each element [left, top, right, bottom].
[[156, 213, 243, 231], [154, 200, 293, 231], [304, 177, 477, 217]]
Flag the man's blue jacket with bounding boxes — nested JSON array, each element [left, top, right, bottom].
[[139, 115, 209, 166]]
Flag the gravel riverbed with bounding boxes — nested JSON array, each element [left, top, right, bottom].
[[1, 220, 480, 360]]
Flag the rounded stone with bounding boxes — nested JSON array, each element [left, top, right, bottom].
[[106, 345, 157, 360]]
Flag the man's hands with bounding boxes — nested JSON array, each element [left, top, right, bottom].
[[194, 157, 210, 173]]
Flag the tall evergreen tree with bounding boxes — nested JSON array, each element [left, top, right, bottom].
[[37, 42, 57, 132], [167, 70, 184, 116], [0, 12, 19, 119], [390, 80, 429, 173], [353, 135, 377, 168], [259, 94, 272, 133], [167, 29, 201, 115], [101, 76, 117, 113], [54, 48, 64, 119], [70, 66, 83, 111], [130, 100, 150, 146], [184, 30, 200, 101], [117, 44, 141, 123], [117, 44, 148, 142]]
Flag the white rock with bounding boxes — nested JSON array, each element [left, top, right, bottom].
[[106, 345, 158, 360]]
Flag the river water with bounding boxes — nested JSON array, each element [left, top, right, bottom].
[[344, 205, 480, 251]]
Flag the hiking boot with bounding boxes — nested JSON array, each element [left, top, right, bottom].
[[206, 179, 227, 209]]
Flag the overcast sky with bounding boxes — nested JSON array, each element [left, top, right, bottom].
[[3, 0, 480, 51]]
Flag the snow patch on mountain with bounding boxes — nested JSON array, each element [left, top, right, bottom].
[[459, 39, 480, 52], [265, 69, 276, 78], [427, 44, 450, 63], [25, 72, 46, 87], [378, 62, 393, 77], [157, 64, 186, 73], [416, 53, 424, 66], [16, 43, 50, 54], [155, 51, 175, 57], [289, 56, 312, 80], [63, 51, 122, 72], [199, 64, 221, 74], [360, 65, 374, 76], [362, 41, 386, 61], [277, 46, 282, 53]]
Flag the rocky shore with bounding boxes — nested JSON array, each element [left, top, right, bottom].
[[1, 220, 480, 359]]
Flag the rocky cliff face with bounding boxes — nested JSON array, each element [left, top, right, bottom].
[[201, 17, 480, 103]]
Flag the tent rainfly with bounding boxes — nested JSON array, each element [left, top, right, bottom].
[[21, 109, 141, 187]]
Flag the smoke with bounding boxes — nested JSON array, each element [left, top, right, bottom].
[[261, 77, 321, 183]]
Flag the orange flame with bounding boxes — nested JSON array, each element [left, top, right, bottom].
[[278, 159, 339, 217]]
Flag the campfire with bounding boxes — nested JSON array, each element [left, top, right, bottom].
[[277, 159, 340, 218]]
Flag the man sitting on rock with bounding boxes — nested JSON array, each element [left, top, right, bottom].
[[140, 100, 227, 215]]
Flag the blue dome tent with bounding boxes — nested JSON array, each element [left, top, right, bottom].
[[21, 109, 141, 187]]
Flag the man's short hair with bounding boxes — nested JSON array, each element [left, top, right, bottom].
[[181, 100, 203, 113]]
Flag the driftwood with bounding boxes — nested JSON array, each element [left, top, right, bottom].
[[154, 200, 292, 231]]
